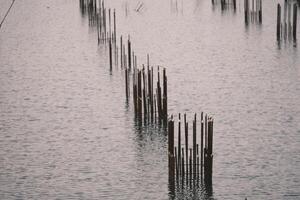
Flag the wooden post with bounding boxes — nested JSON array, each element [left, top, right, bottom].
[[277, 4, 281, 41], [168, 119, 175, 181], [184, 114, 188, 177], [163, 68, 168, 125], [103, 8, 106, 42], [189, 148, 192, 183], [138, 70, 142, 120], [109, 39, 112, 71], [147, 66, 152, 123], [151, 67, 154, 122], [293, 4, 297, 40], [182, 148, 185, 179], [258, 0, 262, 23], [197, 144, 199, 181], [193, 113, 197, 179], [233, 0, 236, 11], [143, 67, 147, 123], [154, 94, 157, 122], [113, 9, 116, 44], [157, 68, 162, 123], [120, 36, 123, 68], [128, 36, 131, 70], [284, 0, 287, 40], [178, 114, 181, 176], [245, 0, 249, 25], [175, 147, 178, 180], [288, 2, 291, 39], [133, 69, 137, 117], [201, 112, 204, 176], [125, 68, 128, 101]]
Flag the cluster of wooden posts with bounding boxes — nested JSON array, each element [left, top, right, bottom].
[[277, 0, 298, 41], [168, 113, 214, 185], [130, 65, 168, 125], [212, 0, 237, 11], [244, 0, 263, 24]]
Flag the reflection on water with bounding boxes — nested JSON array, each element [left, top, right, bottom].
[[168, 174, 213, 200]]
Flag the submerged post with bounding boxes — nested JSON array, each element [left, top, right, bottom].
[[277, 4, 281, 41], [109, 39, 112, 71], [293, 4, 297, 41]]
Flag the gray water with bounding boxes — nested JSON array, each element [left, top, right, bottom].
[[0, 0, 299, 199]]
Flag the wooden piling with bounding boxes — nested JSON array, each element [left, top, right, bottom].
[[200, 112, 204, 176], [157, 68, 162, 123], [258, 0, 262, 23], [109, 39, 112, 70], [184, 114, 188, 177], [193, 113, 197, 179], [277, 4, 281, 41], [125, 68, 128, 100], [120, 36, 123, 68], [143, 67, 147, 123], [163, 68, 168, 125], [178, 113, 181, 175], [113, 9, 116, 44], [168, 119, 175, 180], [245, 0, 249, 24], [233, 0, 237, 11], [293, 4, 297, 40], [128, 36, 131, 70]]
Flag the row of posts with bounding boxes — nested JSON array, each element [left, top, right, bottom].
[[168, 113, 214, 186], [79, 1, 215, 191], [79, 0, 169, 128]]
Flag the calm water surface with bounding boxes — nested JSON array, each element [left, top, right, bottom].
[[0, 0, 299, 199]]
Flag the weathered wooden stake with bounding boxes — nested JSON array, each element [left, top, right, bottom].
[[293, 4, 297, 40], [277, 4, 281, 41]]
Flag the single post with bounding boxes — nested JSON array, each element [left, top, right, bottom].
[[184, 114, 188, 177], [120, 36, 123, 68], [175, 147, 178, 180], [157, 68, 162, 123], [138, 70, 142, 120], [109, 39, 112, 71], [147, 66, 152, 123], [163, 68, 168, 125], [151, 67, 154, 122], [258, 0, 262, 23], [189, 148, 192, 183], [277, 4, 281, 41], [182, 148, 185, 179], [288, 2, 291, 39], [293, 4, 297, 40], [113, 9, 116, 44], [178, 114, 181, 175], [233, 0, 236, 11], [284, 0, 287, 40], [143, 67, 147, 123], [193, 113, 197, 180], [128, 36, 131, 70], [201, 112, 204, 176], [125, 68, 128, 101], [168, 119, 175, 181], [133, 70, 137, 117], [245, 0, 249, 25]]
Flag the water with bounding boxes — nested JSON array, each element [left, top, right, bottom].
[[0, 0, 299, 199]]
